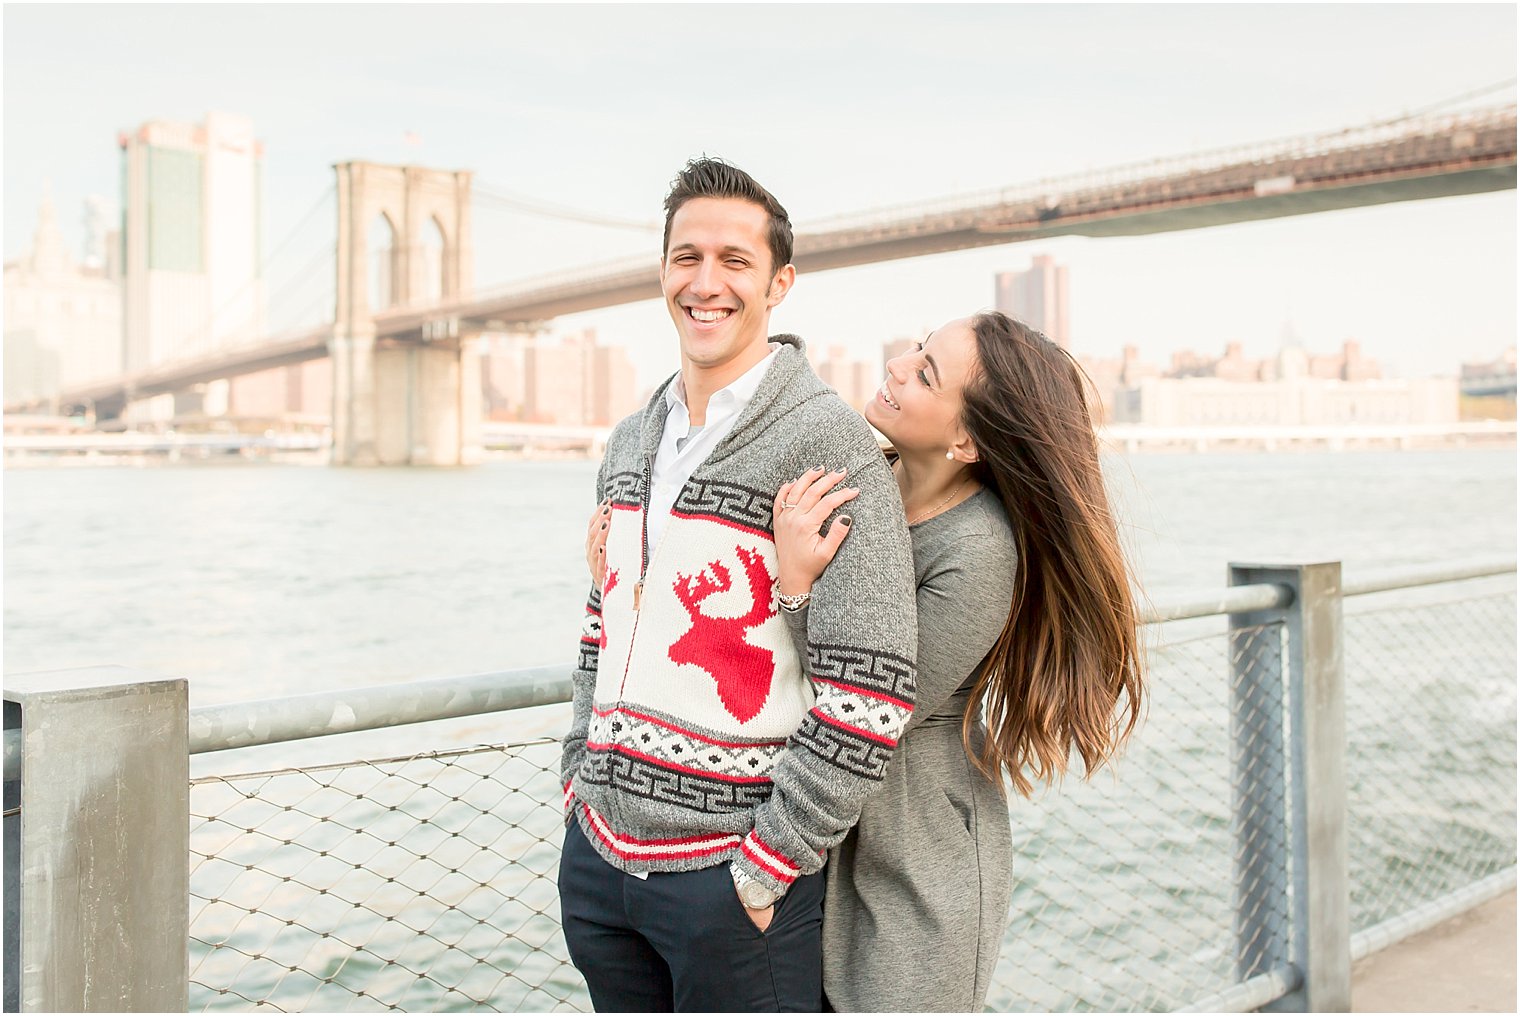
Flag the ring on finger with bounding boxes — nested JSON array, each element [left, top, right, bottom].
[[781, 500, 800, 510]]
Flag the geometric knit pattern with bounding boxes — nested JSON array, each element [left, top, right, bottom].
[[809, 677, 913, 748], [807, 642, 916, 702], [588, 705, 786, 781], [577, 750, 778, 813], [670, 478, 777, 536], [604, 469, 643, 507], [789, 713, 900, 780]]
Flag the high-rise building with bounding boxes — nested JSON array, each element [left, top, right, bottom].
[[588, 343, 640, 426], [520, 329, 641, 426], [995, 255, 1070, 348], [524, 340, 588, 425], [482, 331, 531, 420], [119, 111, 304, 421], [121, 111, 265, 369], [3, 192, 122, 406]]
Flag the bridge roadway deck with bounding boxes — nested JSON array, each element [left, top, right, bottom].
[[390, 110, 1518, 334], [1351, 889, 1516, 1012]]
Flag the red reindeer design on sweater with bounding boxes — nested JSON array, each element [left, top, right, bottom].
[[669, 547, 778, 723]]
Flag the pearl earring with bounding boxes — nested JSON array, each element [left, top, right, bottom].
[[945, 451, 954, 460]]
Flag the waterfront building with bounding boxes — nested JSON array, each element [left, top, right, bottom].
[[1460, 348, 1517, 397], [1315, 339, 1380, 382], [1076, 337, 1424, 428], [1164, 339, 1382, 385], [588, 341, 640, 427], [1077, 346, 1162, 425], [3, 191, 122, 407], [1169, 341, 1262, 382], [523, 341, 583, 424], [995, 255, 1070, 348], [1458, 348, 1517, 421], [1116, 346, 1456, 427]]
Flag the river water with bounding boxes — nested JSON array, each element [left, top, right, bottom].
[[4, 449, 1515, 1010], [5, 449, 1513, 706]]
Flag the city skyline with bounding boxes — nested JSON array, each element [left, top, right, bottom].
[[4, 5, 1515, 391]]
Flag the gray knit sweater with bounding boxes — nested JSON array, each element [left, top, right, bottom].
[[786, 487, 1018, 1011], [559, 335, 919, 898]]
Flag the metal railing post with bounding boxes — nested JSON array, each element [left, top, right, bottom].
[[1229, 562, 1351, 1012], [1227, 567, 1290, 988], [2, 667, 189, 1012]]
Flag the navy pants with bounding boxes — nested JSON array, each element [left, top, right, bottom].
[[558, 820, 825, 1012]]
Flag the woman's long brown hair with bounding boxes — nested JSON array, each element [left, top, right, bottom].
[[960, 311, 1145, 797]]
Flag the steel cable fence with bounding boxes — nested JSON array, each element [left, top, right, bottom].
[[1341, 580, 1517, 934], [188, 741, 590, 1013], [984, 621, 1289, 1012], [186, 621, 1292, 1013], [183, 580, 1514, 1012]]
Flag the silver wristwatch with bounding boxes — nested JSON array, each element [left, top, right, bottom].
[[731, 863, 781, 909]]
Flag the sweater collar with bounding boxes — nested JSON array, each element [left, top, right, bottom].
[[639, 334, 820, 461]]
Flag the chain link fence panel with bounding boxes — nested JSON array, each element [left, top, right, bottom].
[[983, 621, 1289, 1012], [189, 740, 589, 1013], [1341, 578, 1517, 934]]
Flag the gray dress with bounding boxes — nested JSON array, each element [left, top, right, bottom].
[[786, 487, 1018, 1012]]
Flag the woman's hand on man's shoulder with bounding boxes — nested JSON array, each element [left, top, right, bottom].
[[772, 467, 859, 596]]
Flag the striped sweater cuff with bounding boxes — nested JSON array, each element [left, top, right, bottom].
[[733, 830, 803, 891]]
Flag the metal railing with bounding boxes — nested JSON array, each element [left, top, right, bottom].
[[4, 557, 1514, 1012]]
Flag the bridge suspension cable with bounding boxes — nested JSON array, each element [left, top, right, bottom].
[[263, 242, 338, 336], [164, 185, 337, 362], [472, 181, 659, 233], [1388, 78, 1518, 124], [259, 184, 337, 276]]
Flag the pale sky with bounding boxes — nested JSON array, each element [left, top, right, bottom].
[[5, 3, 1515, 386]]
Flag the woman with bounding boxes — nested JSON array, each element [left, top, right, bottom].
[[587, 311, 1144, 1011]]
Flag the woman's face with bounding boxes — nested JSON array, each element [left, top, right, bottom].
[[864, 316, 980, 455]]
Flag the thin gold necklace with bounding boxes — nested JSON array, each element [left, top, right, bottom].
[[906, 477, 968, 525]]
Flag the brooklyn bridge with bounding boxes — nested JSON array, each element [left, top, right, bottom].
[[23, 102, 1518, 465]]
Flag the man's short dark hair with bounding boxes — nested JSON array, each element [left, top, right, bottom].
[[662, 158, 794, 275]]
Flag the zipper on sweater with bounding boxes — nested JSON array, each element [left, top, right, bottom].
[[633, 451, 652, 611], [616, 451, 688, 703], [615, 452, 655, 702]]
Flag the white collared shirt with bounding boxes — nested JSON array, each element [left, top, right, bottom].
[[645, 345, 779, 559]]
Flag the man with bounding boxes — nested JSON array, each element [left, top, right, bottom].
[[558, 158, 918, 1012]]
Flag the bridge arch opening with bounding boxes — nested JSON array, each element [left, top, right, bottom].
[[419, 215, 445, 305], [369, 212, 398, 311]]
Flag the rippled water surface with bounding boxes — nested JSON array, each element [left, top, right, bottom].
[[7, 450, 1513, 703]]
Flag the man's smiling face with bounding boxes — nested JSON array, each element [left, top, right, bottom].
[[661, 196, 792, 377]]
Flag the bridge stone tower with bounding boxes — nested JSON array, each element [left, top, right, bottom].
[[331, 162, 481, 466]]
